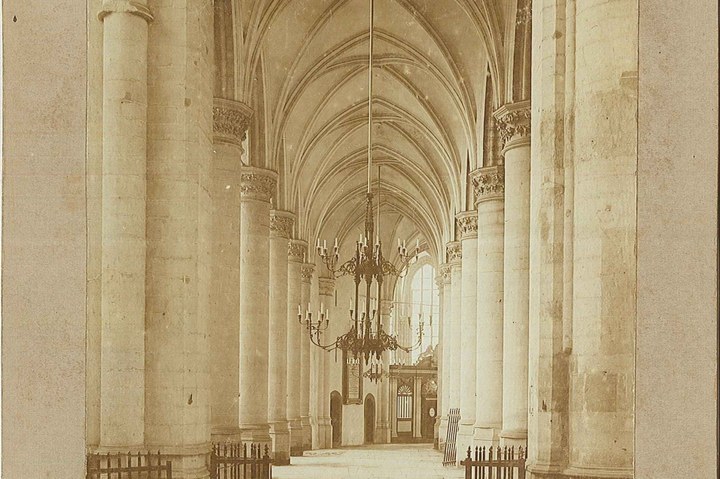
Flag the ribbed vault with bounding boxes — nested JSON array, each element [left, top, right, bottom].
[[216, 0, 520, 266]]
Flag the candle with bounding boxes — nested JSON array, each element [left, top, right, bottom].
[[416, 238, 420, 249], [298, 304, 301, 315], [334, 238, 338, 248]]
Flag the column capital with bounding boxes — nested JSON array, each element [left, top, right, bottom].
[[455, 211, 478, 240], [213, 98, 253, 147], [439, 263, 452, 284], [470, 165, 505, 204], [239, 166, 277, 203], [318, 277, 335, 297], [446, 241, 462, 265], [270, 210, 294, 239], [289, 240, 308, 263], [99, 0, 153, 22], [300, 264, 315, 284], [493, 100, 531, 149]]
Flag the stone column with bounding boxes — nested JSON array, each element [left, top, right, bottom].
[[299, 263, 315, 450], [390, 376, 399, 439], [413, 377, 422, 439], [446, 242, 463, 419], [318, 277, 335, 449], [144, 1, 214, 476], [527, 0, 570, 475], [437, 264, 452, 450], [268, 210, 294, 464], [309, 273, 323, 449], [209, 98, 251, 442], [237, 167, 277, 445], [566, 0, 636, 476], [377, 300, 394, 443], [495, 101, 531, 447], [287, 240, 307, 455], [98, 0, 152, 450], [456, 211, 478, 457], [471, 165, 505, 448]]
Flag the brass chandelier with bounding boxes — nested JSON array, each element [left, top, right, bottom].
[[297, 0, 422, 383]]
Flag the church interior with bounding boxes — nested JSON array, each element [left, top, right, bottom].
[[3, 0, 717, 478]]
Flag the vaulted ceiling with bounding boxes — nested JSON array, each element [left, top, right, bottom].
[[214, 0, 524, 265]]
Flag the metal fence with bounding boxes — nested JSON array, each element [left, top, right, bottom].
[[86, 451, 172, 479], [459, 446, 527, 479], [442, 407, 461, 466], [210, 443, 272, 479]]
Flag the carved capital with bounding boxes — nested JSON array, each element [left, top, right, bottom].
[[446, 242, 462, 265], [289, 240, 308, 263], [99, 0, 153, 22], [270, 210, 294, 239], [213, 98, 253, 147], [239, 167, 277, 202], [516, 0, 532, 26], [318, 277, 335, 297], [300, 264, 315, 284], [471, 165, 505, 204], [455, 211, 478, 240], [439, 264, 452, 284], [494, 100, 531, 148]]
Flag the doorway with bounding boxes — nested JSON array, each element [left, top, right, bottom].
[[330, 391, 343, 448], [364, 393, 375, 444]]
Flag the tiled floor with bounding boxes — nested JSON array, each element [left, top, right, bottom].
[[272, 444, 465, 479]]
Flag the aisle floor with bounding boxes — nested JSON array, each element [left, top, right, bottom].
[[272, 444, 465, 479]]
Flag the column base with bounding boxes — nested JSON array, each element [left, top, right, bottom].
[[144, 443, 211, 479], [376, 422, 391, 444], [472, 424, 500, 448], [239, 423, 271, 447], [300, 416, 312, 452], [526, 464, 633, 479], [268, 421, 290, 465], [319, 417, 332, 449], [437, 416, 448, 451], [289, 418, 304, 456], [561, 466, 633, 479], [499, 428, 528, 449], [310, 416, 322, 450], [210, 426, 242, 444], [456, 422, 475, 464]]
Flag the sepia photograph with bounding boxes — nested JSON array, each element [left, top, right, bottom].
[[1, 0, 717, 478]]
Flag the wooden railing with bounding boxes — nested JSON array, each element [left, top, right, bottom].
[[442, 407, 461, 466], [210, 443, 272, 479], [460, 446, 527, 479], [86, 451, 172, 479]]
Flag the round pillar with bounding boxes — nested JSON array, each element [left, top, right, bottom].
[[495, 101, 531, 447], [209, 98, 251, 442], [238, 166, 277, 445], [446, 242, 463, 416], [456, 211, 478, 456], [437, 264, 452, 450], [268, 210, 294, 464], [471, 165, 505, 447], [318, 277, 336, 449], [299, 263, 315, 450], [98, 0, 153, 450], [567, 0, 636, 476], [287, 240, 307, 455]]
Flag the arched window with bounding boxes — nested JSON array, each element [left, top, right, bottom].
[[407, 263, 440, 363]]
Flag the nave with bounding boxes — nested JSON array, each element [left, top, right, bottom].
[[273, 444, 464, 479]]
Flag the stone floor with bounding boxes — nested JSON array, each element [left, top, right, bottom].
[[273, 444, 465, 479]]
